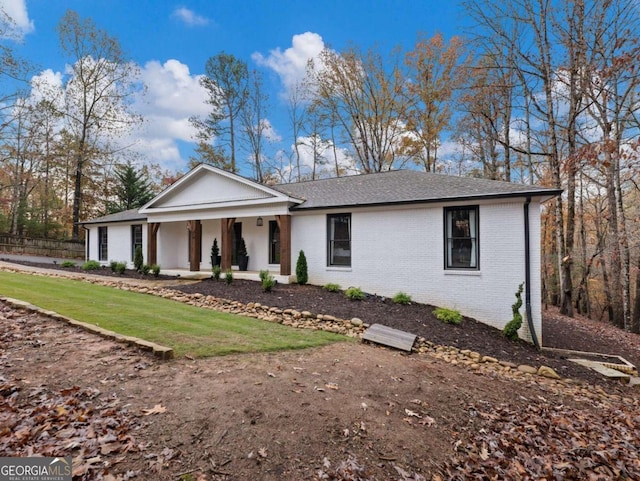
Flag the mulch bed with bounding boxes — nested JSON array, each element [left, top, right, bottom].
[[4, 259, 639, 385]]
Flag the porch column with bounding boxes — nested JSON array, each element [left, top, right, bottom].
[[147, 223, 160, 265], [221, 217, 235, 270], [276, 215, 291, 276], [188, 220, 202, 271]]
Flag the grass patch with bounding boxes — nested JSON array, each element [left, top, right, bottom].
[[0, 271, 344, 358]]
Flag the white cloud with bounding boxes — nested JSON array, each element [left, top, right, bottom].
[[1, 0, 34, 38], [127, 59, 209, 167], [171, 7, 209, 27], [252, 32, 326, 94]]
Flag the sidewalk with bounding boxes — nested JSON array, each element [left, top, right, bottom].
[[0, 259, 199, 288]]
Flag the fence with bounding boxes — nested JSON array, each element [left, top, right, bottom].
[[0, 235, 85, 259]]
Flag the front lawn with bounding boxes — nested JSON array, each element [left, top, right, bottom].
[[0, 271, 344, 357]]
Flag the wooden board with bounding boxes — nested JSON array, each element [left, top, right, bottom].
[[362, 324, 416, 352], [569, 359, 631, 379]]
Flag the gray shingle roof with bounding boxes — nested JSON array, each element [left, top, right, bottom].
[[80, 208, 147, 225], [274, 170, 561, 210]]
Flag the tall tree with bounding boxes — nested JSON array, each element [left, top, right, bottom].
[[404, 32, 465, 172], [106, 162, 155, 213], [307, 46, 408, 173], [191, 53, 248, 173], [240, 70, 270, 183], [56, 10, 141, 240]]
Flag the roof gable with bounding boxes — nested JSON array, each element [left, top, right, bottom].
[[140, 164, 300, 213]]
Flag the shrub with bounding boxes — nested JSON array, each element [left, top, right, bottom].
[[225, 268, 233, 284], [212, 265, 222, 281], [134, 245, 144, 272], [238, 238, 248, 257], [324, 283, 341, 293], [211, 238, 220, 266], [261, 273, 276, 292], [151, 264, 161, 277], [141, 264, 151, 275], [60, 260, 76, 268], [503, 283, 524, 340], [393, 292, 412, 305], [296, 250, 308, 285], [109, 260, 118, 272], [115, 262, 127, 274], [433, 307, 463, 325], [82, 260, 101, 271], [259, 269, 270, 282], [345, 286, 365, 301]]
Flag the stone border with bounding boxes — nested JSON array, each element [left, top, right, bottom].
[[0, 295, 174, 360]]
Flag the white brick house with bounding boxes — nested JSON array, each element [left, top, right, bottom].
[[81, 164, 560, 345]]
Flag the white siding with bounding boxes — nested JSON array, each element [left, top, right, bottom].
[[291, 200, 542, 343], [86, 222, 147, 269]]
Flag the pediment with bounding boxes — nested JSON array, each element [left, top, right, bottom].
[[142, 165, 292, 211]]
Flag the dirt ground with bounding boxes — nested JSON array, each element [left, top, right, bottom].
[[2, 302, 639, 481]]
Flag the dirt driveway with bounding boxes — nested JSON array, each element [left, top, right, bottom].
[[3, 302, 639, 480]]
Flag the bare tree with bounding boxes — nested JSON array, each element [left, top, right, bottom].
[[56, 10, 142, 240]]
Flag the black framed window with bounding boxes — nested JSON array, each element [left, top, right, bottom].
[[445, 206, 479, 269], [98, 226, 108, 261], [131, 224, 143, 261], [269, 220, 280, 264], [327, 213, 351, 266]]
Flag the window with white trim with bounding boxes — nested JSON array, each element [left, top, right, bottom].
[[445, 206, 479, 270], [327, 213, 351, 266], [131, 224, 143, 261]]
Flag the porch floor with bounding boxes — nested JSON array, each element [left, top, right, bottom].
[[160, 268, 294, 284]]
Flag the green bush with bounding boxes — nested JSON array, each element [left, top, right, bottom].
[[393, 292, 412, 305], [296, 250, 308, 285], [324, 283, 341, 293], [60, 260, 76, 268], [434, 307, 463, 325], [212, 265, 222, 281], [345, 286, 365, 301], [261, 273, 276, 292], [503, 283, 524, 340], [259, 269, 270, 282], [151, 264, 161, 277], [109, 260, 118, 272], [114, 262, 127, 274], [211, 238, 220, 267], [82, 260, 101, 271], [141, 264, 151, 275], [134, 245, 144, 272], [225, 268, 233, 284]]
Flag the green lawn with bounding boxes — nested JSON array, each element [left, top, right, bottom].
[[0, 271, 344, 357]]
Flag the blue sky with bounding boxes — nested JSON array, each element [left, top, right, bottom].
[[4, 0, 469, 176]]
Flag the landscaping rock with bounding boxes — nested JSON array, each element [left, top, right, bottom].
[[537, 365, 561, 379], [517, 365, 538, 374]]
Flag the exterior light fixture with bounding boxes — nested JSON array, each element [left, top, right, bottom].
[[256, 217, 263, 227]]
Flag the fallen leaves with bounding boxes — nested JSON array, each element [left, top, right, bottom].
[[141, 404, 166, 415], [0, 376, 141, 481], [438, 399, 640, 479]]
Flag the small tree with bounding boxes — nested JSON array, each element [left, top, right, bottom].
[[503, 283, 524, 340], [211, 238, 220, 267], [134, 245, 144, 272], [296, 250, 308, 285]]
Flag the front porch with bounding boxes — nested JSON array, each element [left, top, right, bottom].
[[159, 268, 295, 284]]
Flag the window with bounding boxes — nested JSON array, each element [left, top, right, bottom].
[[327, 214, 351, 266], [131, 224, 143, 261], [269, 220, 280, 264], [445, 206, 479, 269], [98, 226, 108, 261]]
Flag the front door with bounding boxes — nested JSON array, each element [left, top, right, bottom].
[[231, 222, 242, 265]]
